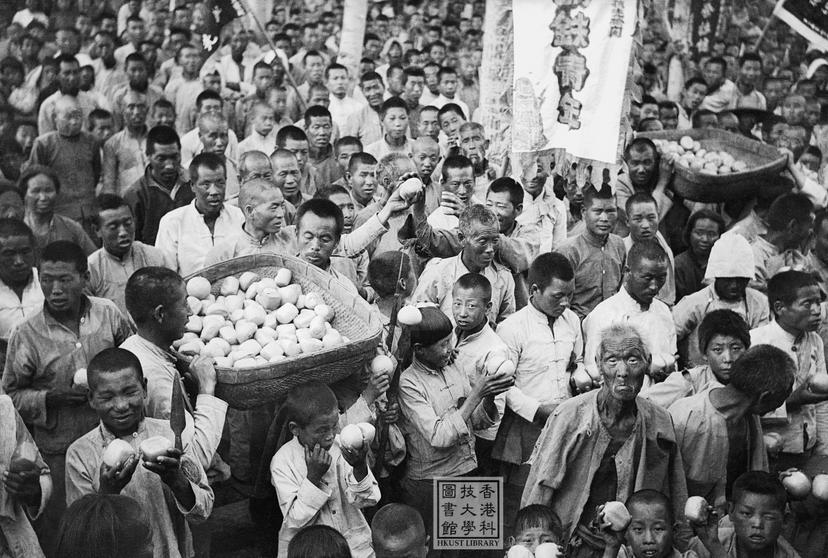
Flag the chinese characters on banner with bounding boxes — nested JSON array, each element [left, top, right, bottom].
[[433, 477, 503, 550], [774, 0, 828, 52], [478, 0, 513, 168], [690, 0, 728, 56], [202, 0, 247, 53], [512, 0, 636, 164], [337, 0, 369, 87]]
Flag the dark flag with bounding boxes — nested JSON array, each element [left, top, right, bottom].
[[774, 0, 828, 51], [689, 0, 728, 56], [201, 0, 247, 53]]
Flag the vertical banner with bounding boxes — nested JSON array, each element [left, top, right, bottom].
[[478, 0, 513, 169], [666, 0, 693, 45], [690, 0, 728, 55], [774, 0, 828, 51], [512, 0, 636, 164], [337, 0, 369, 83]]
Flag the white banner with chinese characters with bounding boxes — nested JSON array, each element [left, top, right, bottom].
[[512, 0, 637, 164], [478, 0, 513, 169]]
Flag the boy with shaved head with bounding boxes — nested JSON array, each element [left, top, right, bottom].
[[237, 101, 277, 157], [372, 503, 428, 558]]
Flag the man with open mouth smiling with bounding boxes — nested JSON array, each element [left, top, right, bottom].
[[2, 240, 133, 551]]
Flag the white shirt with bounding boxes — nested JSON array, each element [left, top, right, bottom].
[[237, 130, 277, 157], [155, 200, 245, 277], [497, 303, 585, 422], [751, 321, 828, 454], [583, 286, 677, 383], [180, 127, 239, 169], [0, 269, 43, 341], [364, 137, 412, 160], [270, 437, 379, 558], [413, 254, 516, 326], [452, 324, 510, 440], [327, 94, 364, 131]]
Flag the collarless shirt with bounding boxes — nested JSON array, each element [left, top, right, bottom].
[[237, 130, 277, 157], [583, 286, 677, 382], [558, 231, 626, 319], [1, 296, 133, 453], [413, 253, 516, 325], [270, 436, 379, 558], [452, 323, 510, 440], [751, 321, 828, 454], [342, 104, 384, 146], [398, 356, 496, 480], [155, 201, 245, 276], [65, 418, 213, 558], [203, 225, 296, 268], [102, 127, 148, 195], [497, 303, 585, 422], [0, 270, 44, 342]]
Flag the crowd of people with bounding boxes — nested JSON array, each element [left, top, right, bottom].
[[0, 0, 828, 557]]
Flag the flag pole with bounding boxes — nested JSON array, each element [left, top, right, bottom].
[[753, 14, 775, 53], [239, 0, 307, 112]]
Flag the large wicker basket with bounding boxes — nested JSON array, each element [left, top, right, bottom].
[[638, 128, 791, 202], [183, 254, 383, 409]]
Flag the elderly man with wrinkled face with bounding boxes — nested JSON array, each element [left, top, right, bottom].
[[522, 323, 688, 558]]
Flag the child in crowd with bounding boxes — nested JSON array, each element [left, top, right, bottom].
[[55, 494, 153, 558], [270, 382, 379, 558], [149, 99, 176, 129], [751, 271, 828, 471], [643, 310, 751, 409], [695, 471, 800, 558], [371, 503, 428, 558], [397, 306, 513, 544], [450, 273, 511, 475], [670, 345, 794, 507], [287, 524, 353, 558], [65, 348, 213, 558], [508, 504, 563, 555], [88, 108, 115, 144], [606, 490, 701, 558]]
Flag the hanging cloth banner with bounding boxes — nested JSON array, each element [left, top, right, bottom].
[[774, 0, 828, 52], [478, 0, 513, 169], [512, 0, 637, 165], [337, 0, 369, 84]]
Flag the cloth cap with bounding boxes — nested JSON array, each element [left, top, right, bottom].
[[704, 232, 754, 280]]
